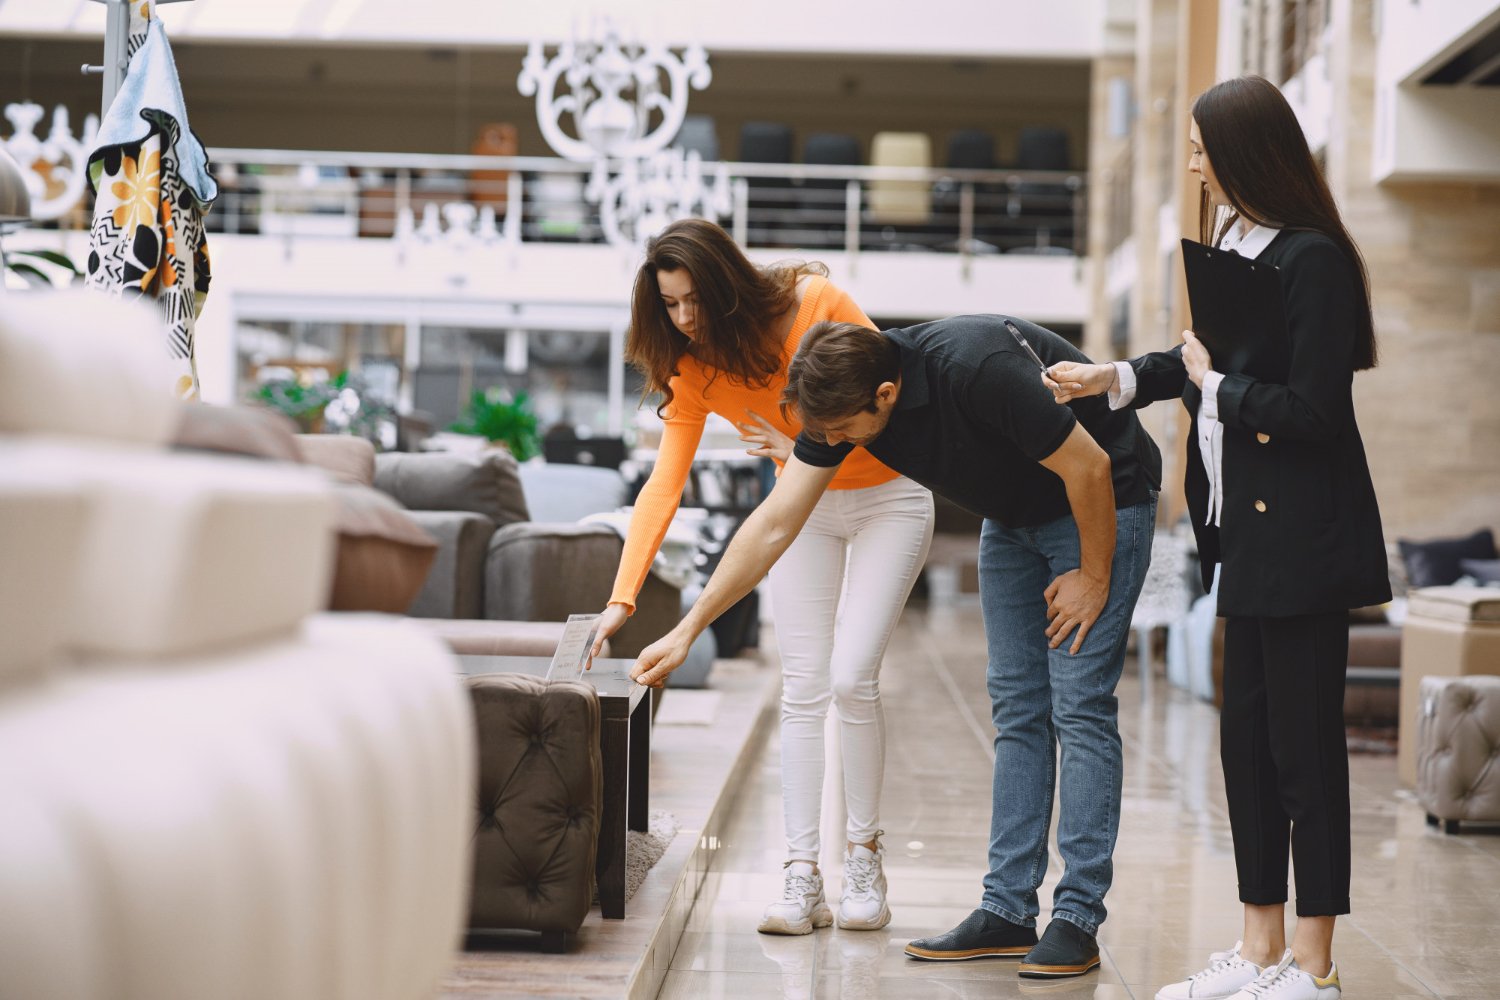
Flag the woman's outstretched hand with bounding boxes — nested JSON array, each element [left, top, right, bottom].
[[737, 409, 794, 461], [1044, 362, 1117, 404], [589, 603, 631, 664]]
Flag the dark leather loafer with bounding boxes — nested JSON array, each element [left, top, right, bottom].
[[904, 908, 1038, 961], [1018, 918, 1100, 978]]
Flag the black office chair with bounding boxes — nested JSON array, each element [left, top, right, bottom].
[[932, 129, 1000, 246], [673, 114, 720, 162], [739, 122, 795, 245], [1016, 127, 1071, 172], [1008, 127, 1076, 253], [739, 121, 794, 165], [799, 132, 861, 236]]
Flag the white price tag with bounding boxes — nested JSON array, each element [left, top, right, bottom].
[[546, 613, 601, 681]]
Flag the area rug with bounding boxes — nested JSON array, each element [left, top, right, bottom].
[[1347, 725, 1398, 754], [593, 809, 680, 904], [653, 690, 723, 726]]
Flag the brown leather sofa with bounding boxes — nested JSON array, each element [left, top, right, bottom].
[[1416, 675, 1500, 834]]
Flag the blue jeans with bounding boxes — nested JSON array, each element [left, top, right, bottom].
[[977, 498, 1155, 937]]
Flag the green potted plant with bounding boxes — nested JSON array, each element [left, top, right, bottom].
[[448, 388, 541, 460], [3, 248, 81, 289], [252, 371, 345, 433]]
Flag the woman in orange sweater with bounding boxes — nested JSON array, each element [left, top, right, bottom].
[[592, 219, 933, 935]]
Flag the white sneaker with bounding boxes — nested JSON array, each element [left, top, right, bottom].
[[837, 841, 891, 930], [1155, 942, 1264, 1000], [758, 861, 833, 936], [1227, 950, 1341, 1000]]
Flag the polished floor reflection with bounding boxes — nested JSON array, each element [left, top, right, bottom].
[[659, 599, 1500, 999]]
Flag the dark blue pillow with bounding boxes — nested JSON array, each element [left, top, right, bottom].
[[1460, 558, 1500, 586], [1398, 529, 1498, 588]]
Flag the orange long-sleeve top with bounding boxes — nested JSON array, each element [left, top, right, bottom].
[[609, 275, 900, 611]]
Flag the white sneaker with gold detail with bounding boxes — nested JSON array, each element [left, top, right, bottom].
[[1227, 950, 1340, 1000]]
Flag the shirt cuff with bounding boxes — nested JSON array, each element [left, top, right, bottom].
[[1107, 361, 1136, 410], [1200, 370, 1224, 421]]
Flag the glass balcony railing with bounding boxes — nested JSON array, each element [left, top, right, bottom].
[[172, 148, 1087, 258]]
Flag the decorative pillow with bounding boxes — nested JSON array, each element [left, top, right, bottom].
[[327, 484, 439, 613], [294, 434, 376, 487], [1460, 559, 1500, 586], [1398, 529, 1498, 588], [373, 450, 530, 528], [172, 403, 301, 464], [0, 291, 179, 444]]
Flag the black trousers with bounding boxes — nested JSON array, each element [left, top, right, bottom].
[[1220, 612, 1351, 917]]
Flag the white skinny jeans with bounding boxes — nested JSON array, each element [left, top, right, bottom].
[[767, 475, 934, 862]]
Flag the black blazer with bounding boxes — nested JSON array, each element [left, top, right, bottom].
[[1127, 229, 1391, 618]]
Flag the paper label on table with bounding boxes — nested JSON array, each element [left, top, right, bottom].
[[546, 613, 601, 681]]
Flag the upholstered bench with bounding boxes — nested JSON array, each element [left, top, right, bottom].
[[1416, 675, 1500, 834], [465, 674, 602, 951], [1398, 587, 1500, 784]]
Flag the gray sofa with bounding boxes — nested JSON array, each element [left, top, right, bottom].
[[373, 449, 681, 658]]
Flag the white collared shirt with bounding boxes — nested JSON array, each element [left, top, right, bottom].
[[1108, 222, 1280, 527]]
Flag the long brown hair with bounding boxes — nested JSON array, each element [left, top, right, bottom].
[[627, 219, 826, 415], [1192, 75, 1377, 369]]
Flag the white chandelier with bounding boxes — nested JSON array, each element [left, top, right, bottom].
[[1, 102, 99, 223], [586, 146, 731, 249], [518, 19, 730, 247]]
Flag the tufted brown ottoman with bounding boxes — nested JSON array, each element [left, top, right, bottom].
[[1416, 675, 1500, 835], [1398, 587, 1500, 784], [466, 673, 602, 951]]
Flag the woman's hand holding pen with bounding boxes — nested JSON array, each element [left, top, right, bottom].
[[1182, 329, 1212, 388], [1043, 362, 1116, 404], [737, 410, 793, 461]]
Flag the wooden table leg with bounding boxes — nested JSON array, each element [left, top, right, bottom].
[[597, 709, 628, 919], [628, 692, 651, 833]]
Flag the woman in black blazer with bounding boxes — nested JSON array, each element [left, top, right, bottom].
[[1049, 76, 1388, 1000]]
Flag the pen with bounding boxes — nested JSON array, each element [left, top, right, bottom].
[[1004, 319, 1051, 377]]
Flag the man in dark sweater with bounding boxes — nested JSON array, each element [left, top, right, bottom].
[[632, 315, 1161, 978]]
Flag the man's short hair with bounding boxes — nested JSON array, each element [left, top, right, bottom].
[[782, 321, 901, 435]]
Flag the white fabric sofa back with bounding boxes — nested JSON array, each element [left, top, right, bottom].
[[0, 293, 474, 1000]]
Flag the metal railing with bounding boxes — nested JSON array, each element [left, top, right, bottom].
[[179, 148, 1088, 259]]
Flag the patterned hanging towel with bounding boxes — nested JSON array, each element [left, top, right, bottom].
[[85, 1, 217, 400]]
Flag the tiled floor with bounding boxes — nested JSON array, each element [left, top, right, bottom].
[[660, 599, 1500, 999]]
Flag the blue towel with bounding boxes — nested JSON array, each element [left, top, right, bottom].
[[91, 18, 217, 208]]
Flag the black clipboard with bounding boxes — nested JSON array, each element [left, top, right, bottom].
[[1181, 237, 1290, 380]]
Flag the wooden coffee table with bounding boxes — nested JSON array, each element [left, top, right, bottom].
[[456, 654, 651, 919]]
